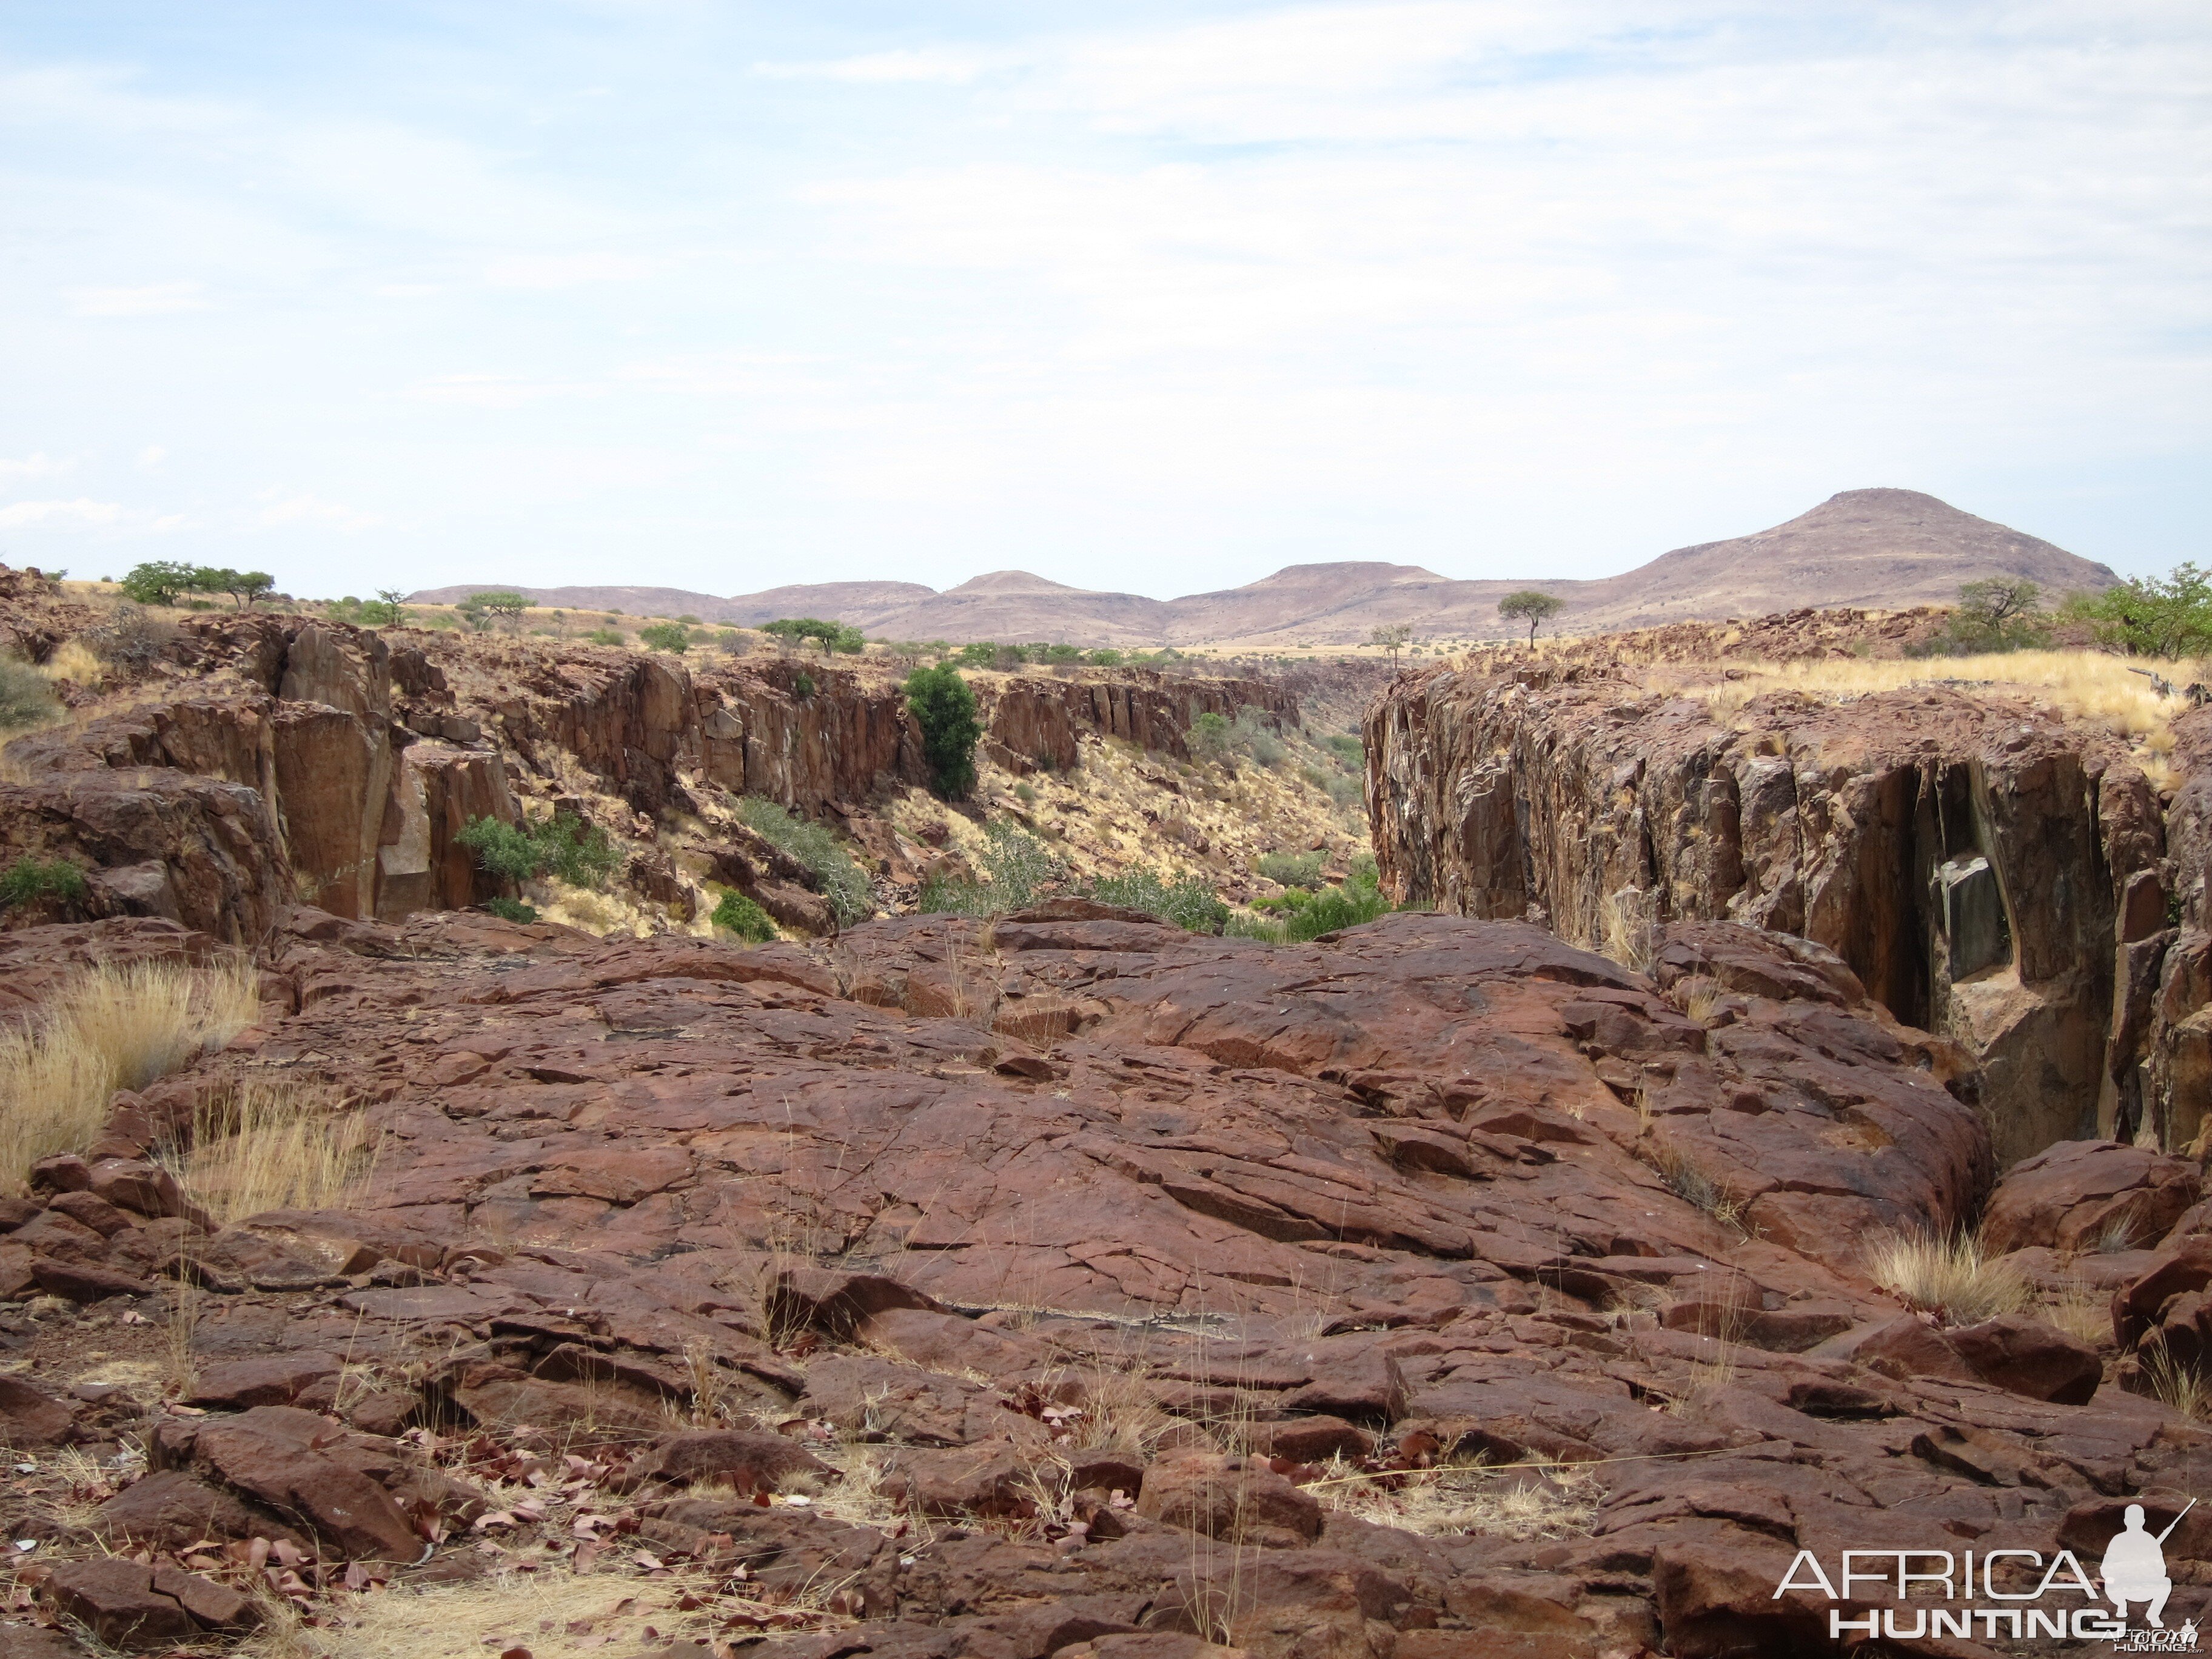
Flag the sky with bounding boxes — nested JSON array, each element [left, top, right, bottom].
[[1, 1, 2206, 602]]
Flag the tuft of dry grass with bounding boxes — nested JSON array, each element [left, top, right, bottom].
[[36, 640, 105, 685], [2038, 1275, 2112, 1349], [1867, 1231, 2031, 1326], [0, 956, 260, 1190], [236, 1565, 754, 1659], [1643, 1140, 1748, 1234], [1314, 1455, 1598, 1540], [173, 1079, 380, 1223], [2142, 1347, 2210, 1421]]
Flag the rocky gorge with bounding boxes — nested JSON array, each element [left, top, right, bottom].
[[1366, 649, 2210, 1172], [5, 573, 2212, 1657]]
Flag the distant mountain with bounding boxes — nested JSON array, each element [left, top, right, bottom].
[[410, 489, 2118, 646]]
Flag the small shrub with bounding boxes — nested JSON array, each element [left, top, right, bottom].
[[587, 628, 625, 646], [916, 820, 1065, 918], [1276, 857, 1391, 940], [1087, 648, 1124, 667], [484, 896, 538, 923], [84, 603, 173, 670], [738, 798, 872, 925], [792, 672, 816, 700], [1224, 911, 1289, 943], [1867, 1232, 2031, 1326], [455, 813, 620, 890], [903, 663, 982, 799], [1088, 866, 1228, 933], [0, 659, 58, 731], [1255, 850, 1326, 888], [1013, 782, 1037, 803], [716, 630, 745, 654], [639, 622, 691, 653], [711, 890, 776, 942], [455, 816, 540, 883], [1188, 710, 1232, 762], [0, 858, 87, 912]]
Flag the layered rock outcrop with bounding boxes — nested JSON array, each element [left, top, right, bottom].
[[1, 589, 1300, 941], [1368, 662, 2168, 1165], [6, 907, 2212, 1654]]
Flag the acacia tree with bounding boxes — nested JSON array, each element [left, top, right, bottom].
[[1367, 622, 1413, 671], [198, 568, 274, 610], [466, 591, 531, 629], [1498, 589, 1565, 645]]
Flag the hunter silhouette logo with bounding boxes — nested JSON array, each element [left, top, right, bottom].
[[2105, 1500, 2190, 1629], [1773, 1496, 2200, 1646]]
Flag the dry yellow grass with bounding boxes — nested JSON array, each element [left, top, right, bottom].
[[175, 1078, 380, 1223], [1702, 649, 2200, 745], [36, 640, 104, 685], [0, 956, 260, 1190], [238, 1565, 738, 1659], [1867, 1232, 2031, 1325], [1313, 1456, 1598, 1540]]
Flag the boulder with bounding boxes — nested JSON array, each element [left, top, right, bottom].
[[0, 1375, 78, 1446], [1945, 1313, 2103, 1404], [1982, 1138, 2202, 1253], [1136, 1453, 1323, 1549]]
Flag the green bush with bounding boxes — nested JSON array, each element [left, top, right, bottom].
[[638, 622, 691, 653], [1255, 850, 1326, 888], [1014, 782, 1037, 803], [455, 813, 621, 890], [1086, 648, 1123, 667], [586, 628, 625, 646], [484, 896, 538, 923], [1322, 733, 1364, 766], [0, 659, 58, 731], [916, 819, 1065, 919], [1283, 858, 1390, 939], [1088, 866, 1228, 933], [903, 663, 982, 799], [0, 858, 87, 912], [2064, 565, 2212, 658], [711, 890, 777, 942], [1188, 707, 1285, 766], [738, 798, 872, 925], [956, 642, 997, 668], [118, 561, 202, 606], [792, 672, 815, 700]]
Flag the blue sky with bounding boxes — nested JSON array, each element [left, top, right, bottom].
[[2, 1, 2205, 600]]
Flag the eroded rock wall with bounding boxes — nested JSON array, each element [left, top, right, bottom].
[[1367, 663, 2167, 1165], [1, 606, 1304, 942]]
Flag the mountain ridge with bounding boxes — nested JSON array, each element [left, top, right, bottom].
[[411, 488, 2118, 646]]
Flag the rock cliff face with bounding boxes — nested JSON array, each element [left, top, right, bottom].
[[1367, 662, 2170, 1166], [0, 600, 1296, 940]]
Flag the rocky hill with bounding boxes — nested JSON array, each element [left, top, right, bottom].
[[415, 488, 2119, 647]]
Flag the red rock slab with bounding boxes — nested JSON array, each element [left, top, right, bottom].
[[1983, 1137, 2202, 1253]]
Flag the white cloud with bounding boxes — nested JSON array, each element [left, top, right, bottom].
[[754, 46, 1003, 85], [408, 373, 602, 408], [481, 252, 660, 289], [65, 283, 208, 317], [0, 454, 67, 481], [136, 445, 166, 470], [256, 492, 383, 532], [0, 498, 127, 528]]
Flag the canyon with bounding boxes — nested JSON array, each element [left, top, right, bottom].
[[5, 567, 2212, 1658]]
